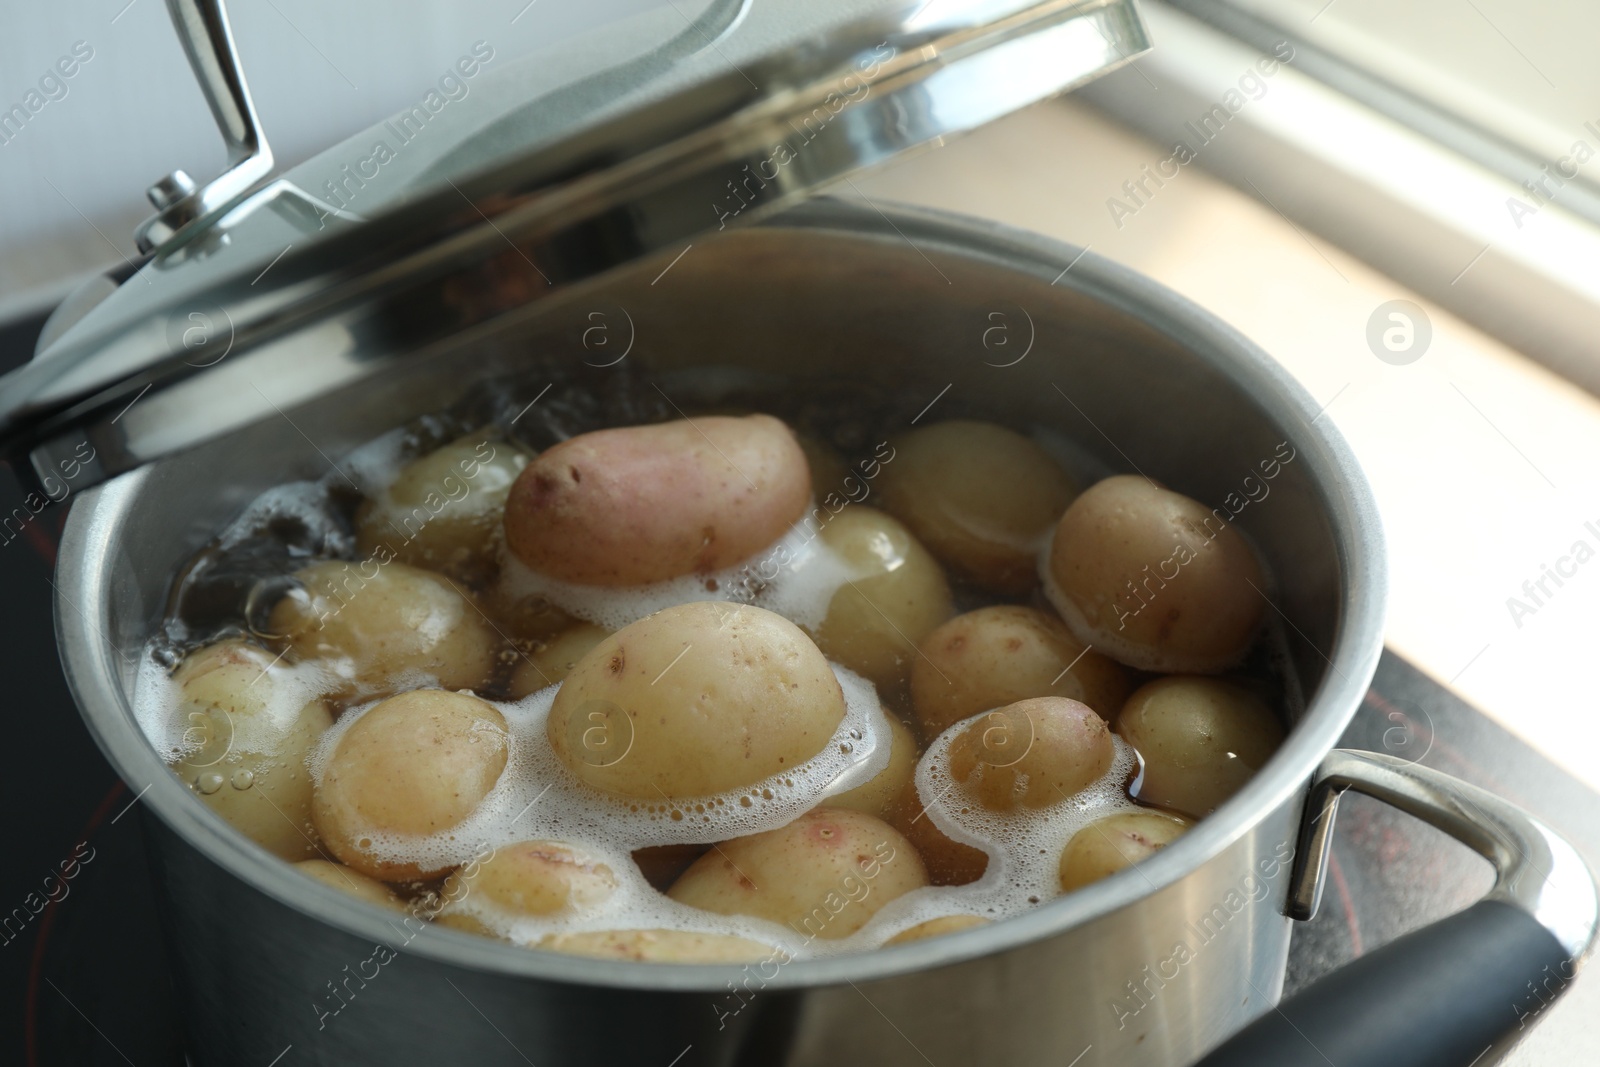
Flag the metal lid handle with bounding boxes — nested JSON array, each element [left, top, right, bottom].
[[135, 0, 274, 253]]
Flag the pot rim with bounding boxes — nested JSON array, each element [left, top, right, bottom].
[[56, 197, 1386, 992]]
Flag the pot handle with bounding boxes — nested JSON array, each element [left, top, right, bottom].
[[1197, 749, 1599, 1067]]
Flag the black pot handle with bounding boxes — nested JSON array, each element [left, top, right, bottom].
[[1198, 749, 1598, 1067]]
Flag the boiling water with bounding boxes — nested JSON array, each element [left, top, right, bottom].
[[136, 367, 1296, 956]]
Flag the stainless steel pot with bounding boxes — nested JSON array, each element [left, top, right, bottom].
[[17, 1, 1600, 1064], [50, 199, 1597, 1067]]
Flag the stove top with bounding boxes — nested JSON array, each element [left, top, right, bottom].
[[3, 312, 1595, 1067]]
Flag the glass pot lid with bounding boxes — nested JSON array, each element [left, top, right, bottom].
[[0, 0, 1148, 495]]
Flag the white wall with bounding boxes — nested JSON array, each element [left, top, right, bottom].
[[0, 0, 660, 319]]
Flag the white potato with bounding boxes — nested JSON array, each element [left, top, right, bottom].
[[887, 781, 989, 887], [356, 433, 529, 583], [506, 622, 611, 699], [878, 420, 1077, 593], [909, 605, 1131, 736], [168, 639, 332, 861], [293, 859, 406, 911], [536, 928, 780, 963], [312, 689, 509, 880], [1047, 475, 1266, 672], [1115, 676, 1284, 817], [437, 840, 617, 936], [811, 507, 953, 698], [668, 808, 927, 939], [884, 914, 991, 944], [546, 603, 845, 799], [269, 559, 500, 697], [1058, 810, 1192, 891], [827, 713, 919, 820], [946, 697, 1114, 811]]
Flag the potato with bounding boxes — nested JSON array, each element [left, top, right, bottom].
[[1058, 810, 1192, 891], [269, 560, 499, 696], [1116, 676, 1284, 817], [885, 914, 990, 944], [437, 841, 617, 935], [827, 713, 918, 819], [293, 859, 406, 911], [536, 928, 779, 963], [356, 433, 528, 583], [946, 697, 1113, 811], [877, 420, 1076, 594], [505, 415, 810, 586], [811, 507, 954, 697], [668, 808, 927, 939], [168, 640, 332, 861], [547, 603, 845, 799], [506, 622, 611, 699], [887, 781, 988, 887], [313, 689, 509, 880], [908, 606, 1131, 736], [1047, 475, 1265, 673]]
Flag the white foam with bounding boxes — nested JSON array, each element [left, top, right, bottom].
[[307, 666, 893, 896], [137, 590, 1181, 959], [134, 647, 347, 763], [294, 660, 1150, 956], [491, 509, 858, 634], [286, 665, 904, 955], [132, 654, 187, 759], [843, 719, 1143, 948]]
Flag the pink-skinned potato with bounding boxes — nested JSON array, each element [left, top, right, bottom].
[[504, 415, 811, 586]]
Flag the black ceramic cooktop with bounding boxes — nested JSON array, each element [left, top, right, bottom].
[[2, 310, 1595, 1067]]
